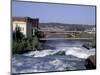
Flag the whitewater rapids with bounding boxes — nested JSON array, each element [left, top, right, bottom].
[[23, 47, 95, 59], [12, 47, 95, 73]]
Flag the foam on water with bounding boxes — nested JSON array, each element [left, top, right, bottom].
[[64, 47, 95, 59], [23, 47, 95, 59], [12, 44, 95, 73], [12, 55, 86, 73]]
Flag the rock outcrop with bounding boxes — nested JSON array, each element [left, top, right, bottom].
[[85, 55, 96, 69]]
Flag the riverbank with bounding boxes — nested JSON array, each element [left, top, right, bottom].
[[12, 36, 42, 54], [12, 28, 44, 54]]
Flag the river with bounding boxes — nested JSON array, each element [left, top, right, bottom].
[[12, 39, 95, 73]]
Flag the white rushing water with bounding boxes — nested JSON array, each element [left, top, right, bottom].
[[23, 47, 95, 59], [12, 40, 95, 73], [12, 47, 95, 73]]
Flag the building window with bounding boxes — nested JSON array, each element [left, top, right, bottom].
[[20, 27, 24, 31], [15, 26, 21, 31]]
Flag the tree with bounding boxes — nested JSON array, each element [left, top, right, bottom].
[[13, 26, 24, 41]]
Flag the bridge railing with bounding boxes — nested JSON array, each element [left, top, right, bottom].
[[39, 38, 93, 40]]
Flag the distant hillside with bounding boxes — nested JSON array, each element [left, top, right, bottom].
[[39, 23, 95, 30]]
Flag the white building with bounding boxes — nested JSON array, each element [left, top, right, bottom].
[[12, 17, 39, 38]]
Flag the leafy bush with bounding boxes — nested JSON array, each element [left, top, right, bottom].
[[12, 36, 41, 54], [12, 28, 42, 54], [13, 40, 32, 54]]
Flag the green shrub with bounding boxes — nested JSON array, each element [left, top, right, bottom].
[[13, 36, 41, 54], [12, 28, 42, 54], [12, 40, 32, 54]]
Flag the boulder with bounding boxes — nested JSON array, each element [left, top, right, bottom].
[[54, 51, 66, 55], [85, 55, 96, 69], [82, 43, 90, 49]]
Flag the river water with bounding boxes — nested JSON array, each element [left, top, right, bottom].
[[12, 39, 95, 73]]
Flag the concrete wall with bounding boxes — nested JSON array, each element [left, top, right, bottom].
[[27, 22, 33, 38]]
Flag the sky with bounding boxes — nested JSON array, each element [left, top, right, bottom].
[[12, 1, 96, 25]]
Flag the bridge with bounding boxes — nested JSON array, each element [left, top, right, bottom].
[[39, 38, 93, 40], [38, 28, 94, 41], [38, 29, 95, 35], [38, 29, 84, 33]]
